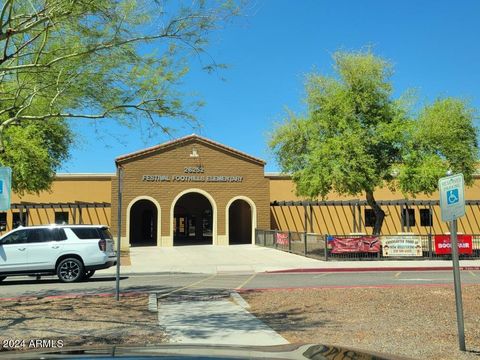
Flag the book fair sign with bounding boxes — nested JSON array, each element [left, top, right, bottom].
[[381, 236, 423, 257], [434, 235, 473, 255]]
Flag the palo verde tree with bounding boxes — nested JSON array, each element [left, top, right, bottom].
[[0, 0, 240, 194], [270, 50, 478, 235]]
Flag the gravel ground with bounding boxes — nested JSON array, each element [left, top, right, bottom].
[[242, 285, 480, 360], [0, 294, 166, 352]]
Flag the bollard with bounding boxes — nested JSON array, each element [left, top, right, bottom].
[[304, 232, 307, 255], [428, 233, 433, 259], [324, 234, 329, 261]]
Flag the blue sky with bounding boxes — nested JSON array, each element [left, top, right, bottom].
[[61, 0, 480, 174]]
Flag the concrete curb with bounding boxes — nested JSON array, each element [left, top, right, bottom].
[[266, 266, 480, 273], [100, 271, 200, 276], [230, 291, 250, 309], [148, 293, 158, 312], [0, 291, 144, 302], [236, 282, 480, 293]]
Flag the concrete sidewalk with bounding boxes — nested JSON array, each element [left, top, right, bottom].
[[99, 244, 480, 275], [157, 298, 289, 345]]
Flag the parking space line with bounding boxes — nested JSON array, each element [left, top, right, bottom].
[[313, 273, 330, 279], [157, 274, 217, 298], [395, 272, 402, 278], [470, 271, 477, 277], [235, 273, 257, 290]]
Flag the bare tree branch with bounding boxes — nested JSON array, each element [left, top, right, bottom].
[[0, 0, 239, 194], [0, 0, 14, 31]]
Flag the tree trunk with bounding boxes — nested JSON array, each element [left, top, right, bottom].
[[366, 190, 385, 236]]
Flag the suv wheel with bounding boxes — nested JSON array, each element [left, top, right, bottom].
[[84, 270, 95, 279], [0, 276, 6, 282], [57, 258, 84, 283]]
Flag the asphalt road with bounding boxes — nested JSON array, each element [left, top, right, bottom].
[[1, 270, 480, 299]]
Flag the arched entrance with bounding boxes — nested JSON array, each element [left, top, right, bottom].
[[228, 199, 252, 244], [173, 192, 214, 246], [129, 199, 158, 246]]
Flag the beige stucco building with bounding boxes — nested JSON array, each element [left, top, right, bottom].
[[4, 134, 480, 250], [111, 135, 270, 249]]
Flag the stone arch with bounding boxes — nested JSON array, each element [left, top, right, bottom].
[[170, 188, 218, 245], [226, 195, 257, 245], [126, 196, 161, 247]]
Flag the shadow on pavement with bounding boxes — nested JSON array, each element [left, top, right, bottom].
[[1, 284, 192, 299], [1, 276, 250, 300], [0, 276, 129, 286]]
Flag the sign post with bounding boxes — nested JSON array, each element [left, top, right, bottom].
[[115, 165, 123, 301], [438, 173, 466, 351]]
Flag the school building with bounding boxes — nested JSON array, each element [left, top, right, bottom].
[[4, 134, 480, 250]]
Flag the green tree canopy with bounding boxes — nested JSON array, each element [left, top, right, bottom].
[[0, 0, 240, 193], [270, 50, 478, 235]]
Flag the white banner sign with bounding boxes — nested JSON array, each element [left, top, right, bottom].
[[381, 236, 423, 257]]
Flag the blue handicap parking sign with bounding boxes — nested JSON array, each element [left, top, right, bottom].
[[447, 188, 459, 205], [439, 174, 465, 221]]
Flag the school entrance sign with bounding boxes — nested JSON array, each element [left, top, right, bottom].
[[439, 173, 465, 222]]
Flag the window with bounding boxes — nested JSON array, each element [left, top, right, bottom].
[[28, 229, 53, 243], [1, 229, 28, 245], [26, 228, 67, 243], [364, 209, 376, 227], [55, 212, 69, 225], [56, 228, 67, 241], [402, 208, 416, 227], [420, 209, 433, 227], [0, 213, 6, 231], [12, 212, 28, 228], [71, 227, 100, 239], [202, 209, 212, 237], [100, 228, 113, 240]]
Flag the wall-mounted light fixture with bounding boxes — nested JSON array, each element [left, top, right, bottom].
[[190, 147, 199, 158]]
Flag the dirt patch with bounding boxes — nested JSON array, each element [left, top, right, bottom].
[[242, 285, 480, 360], [0, 294, 165, 352]]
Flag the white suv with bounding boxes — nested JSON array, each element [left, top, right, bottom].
[[0, 225, 116, 283]]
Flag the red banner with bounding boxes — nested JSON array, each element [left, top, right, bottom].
[[331, 237, 380, 254], [275, 232, 289, 245], [434, 235, 473, 255]]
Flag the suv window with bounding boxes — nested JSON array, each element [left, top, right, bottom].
[[27, 228, 67, 243], [71, 227, 100, 239], [100, 228, 113, 240], [27, 229, 53, 243], [56, 228, 67, 241], [1, 230, 28, 245]]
